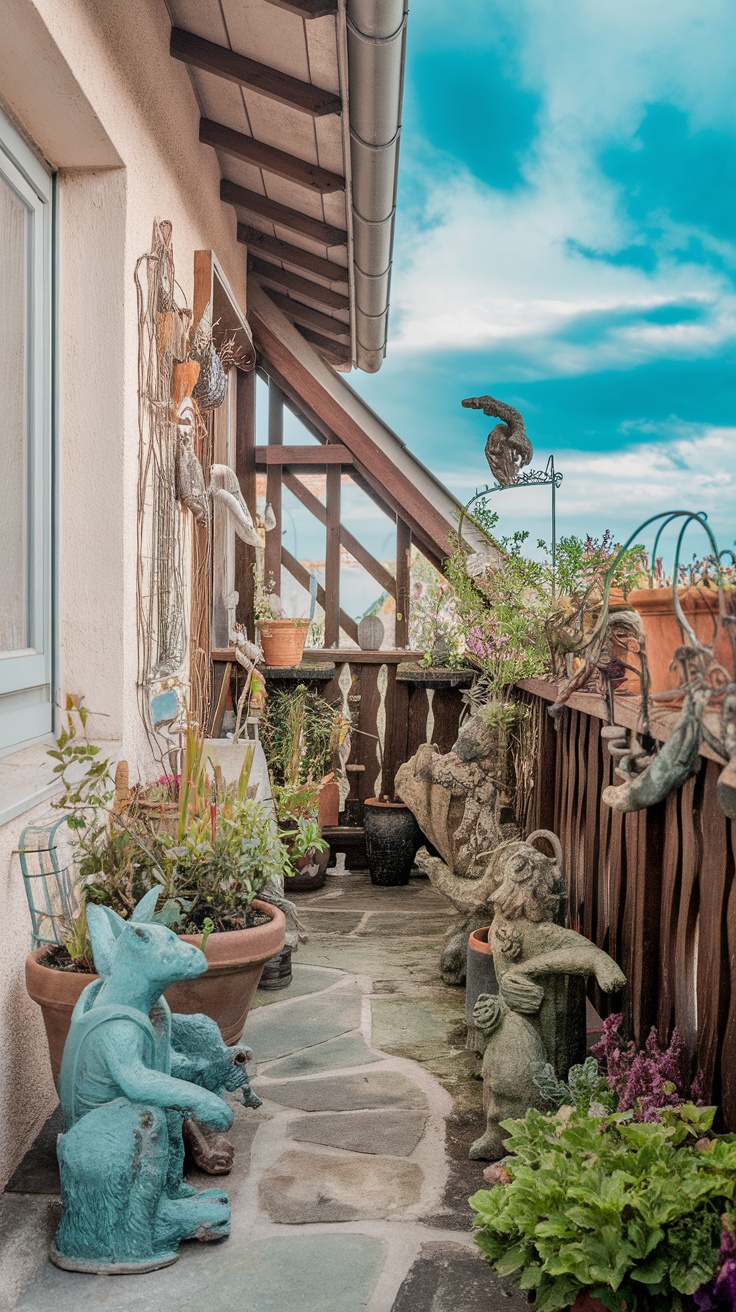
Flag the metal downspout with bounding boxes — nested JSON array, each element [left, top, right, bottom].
[[345, 0, 407, 372]]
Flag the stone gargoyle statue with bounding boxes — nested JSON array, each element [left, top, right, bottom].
[[52, 888, 256, 1273], [395, 717, 559, 983], [470, 844, 626, 1160]]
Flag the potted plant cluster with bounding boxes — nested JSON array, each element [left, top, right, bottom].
[[260, 683, 344, 891], [25, 703, 289, 1075], [470, 1016, 736, 1311]]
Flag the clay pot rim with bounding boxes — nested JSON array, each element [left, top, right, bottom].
[[469, 927, 492, 954], [25, 899, 285, 981], [258, 618, 309, 630], [628, 583, 724, 610], [364, 797, 411, 810]]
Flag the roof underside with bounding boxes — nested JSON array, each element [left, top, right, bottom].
[[165, 0, 406, 373]]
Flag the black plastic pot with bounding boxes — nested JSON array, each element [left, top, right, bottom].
[[465, 927, 499, 1052], [258, 945, 292, 991], [363, 798, 421, 887], [287, 848, 330, 892]]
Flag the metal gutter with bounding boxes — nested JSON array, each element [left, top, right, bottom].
[[344, 0, 407, 372]]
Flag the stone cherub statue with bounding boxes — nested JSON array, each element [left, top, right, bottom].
[[470, 841, 626, 1160], [461, 395, 533, 488], [52, 889, 257, 1273]]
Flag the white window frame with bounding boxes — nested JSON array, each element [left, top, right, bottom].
[[0, 110, 54, 755]]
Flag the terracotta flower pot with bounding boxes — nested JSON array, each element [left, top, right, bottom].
[[363, 798, 421, 887], [258, 619, 308, 667], [569, 1296, 609, 1312], [25, 899, 285, 1076], [466, 927, 499, 1052], [167, 901, 286, 1044], [629, 585, 734, 694], [317, 773, 340, 828]]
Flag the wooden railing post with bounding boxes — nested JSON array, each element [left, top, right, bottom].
[[324, 464, 341, 646], [264, 380, 283, 595], [235, 368, 256, 634], [395, 518, 411, 647]]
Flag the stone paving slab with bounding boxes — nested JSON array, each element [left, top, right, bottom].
[[260, 1148, 424, 1223], [296, 910, 367, 935], [371, 993, 465, 1049], [244, 991, 362, 1061], [254, 1070, 430, 1113], [390, 1239, 530, 1311], [252, 964, 344, 1009], [16, 1234, 387, 1312], [357, 912, 451, 937], [290, 1109, 427, 1157], [258, 1032, 380, 1080]]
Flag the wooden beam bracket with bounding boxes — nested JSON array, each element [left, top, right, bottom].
[[171, 28, 341, 116], [265, 288, 350, 341], [223, 181, 346, 247], [200, 118, 344, 194], [255, 444, 354, 465]]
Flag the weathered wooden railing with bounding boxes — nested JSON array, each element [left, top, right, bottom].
[[517, 678, 736, 1127]]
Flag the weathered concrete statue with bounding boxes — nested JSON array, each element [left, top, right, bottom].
[[470, 841, 626, 1160], [52, 888, 250, 1273], [396, 714, 523, 983]]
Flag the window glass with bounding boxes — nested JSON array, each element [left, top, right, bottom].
[[0, 172, 29, 653]]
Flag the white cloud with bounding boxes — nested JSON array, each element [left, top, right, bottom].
[[390, 1, 736, 368], [432, 423, 736, 552]]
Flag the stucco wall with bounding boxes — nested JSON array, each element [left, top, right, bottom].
[[0, 0, 253, 1184]]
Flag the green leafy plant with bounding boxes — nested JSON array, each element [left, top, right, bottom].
[[470, 1103, 734, 1312], [532, 1055, 617, 1115], [261, 684, 343, 789]]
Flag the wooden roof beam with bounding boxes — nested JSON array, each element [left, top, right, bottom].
[[255, 444, 354, 465], [297, 326, 352, 366], [200, 119, 344, 194], [263, 0, 338, 17], [171, 29, 341, 117], [283, 470, 397, 598], [265, 289, 350, 341], [223, 181, 346, 247], [253, 315, 455, 561], [281, 546, 358, 643], [250, 256, 349, 312], [239, 225, 347, 283]]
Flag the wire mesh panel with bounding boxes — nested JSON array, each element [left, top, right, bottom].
[[18, 815, 76, 950]]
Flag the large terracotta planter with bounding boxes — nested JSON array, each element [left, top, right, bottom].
[[258, 619, 308, 667], [317, 773, 340, 828], [629, 585, 733, 693], [25, 899, 285, 1077], [363, 798, 421, 887], [166, 900, 286, 1044]]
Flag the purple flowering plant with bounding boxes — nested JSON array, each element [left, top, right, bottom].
[[592, 1013, 705, 1122]]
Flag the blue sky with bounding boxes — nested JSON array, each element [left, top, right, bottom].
[[350, 0, 736, 562]]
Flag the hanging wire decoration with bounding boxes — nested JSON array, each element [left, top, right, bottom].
[[134, 220, 192, 763]]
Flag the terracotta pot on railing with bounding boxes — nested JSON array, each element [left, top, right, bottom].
[[628, 585, 734, 693], [258, 619, 308, 667], [25, 899, 285, 1077]]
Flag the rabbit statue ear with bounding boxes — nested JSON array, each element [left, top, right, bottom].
[[130, 886, 162, 924], [86, 905, 122, 978]]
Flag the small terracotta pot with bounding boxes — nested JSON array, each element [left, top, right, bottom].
[[569, 1295, 611, 1312], [25, 899, 286, 1075], [317, 773, 340, 828], [259, 619, 308, 668], [629, 585, 734, 694], [363, 798, 421, 887]]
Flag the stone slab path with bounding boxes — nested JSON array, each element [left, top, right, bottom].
[[2, 871, 528, 1311]]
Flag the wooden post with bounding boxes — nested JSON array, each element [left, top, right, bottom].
[[235, 368, 256, 634], [324, 464, 341, 647], [264, 380, 283, 596], [395, 519, 411, 648]]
